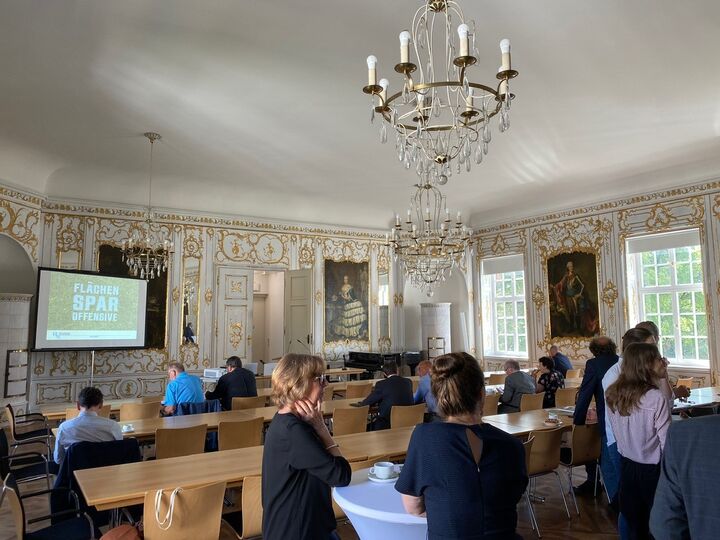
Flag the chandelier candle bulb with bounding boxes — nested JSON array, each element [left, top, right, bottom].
[[498, 77, 508, 97], [399, 31, 411, 63], [379, 78, 389, 104], [367, 55, 378, 86], [395, 214, 401, 226], [465, 87, 474, 112], [457, 24, 470, 57], [500, 39, 511, 71]]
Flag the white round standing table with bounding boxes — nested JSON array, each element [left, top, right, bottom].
[[333, 468, 427, 540]]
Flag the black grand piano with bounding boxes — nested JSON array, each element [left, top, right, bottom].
[[346, 350, 422, 377]]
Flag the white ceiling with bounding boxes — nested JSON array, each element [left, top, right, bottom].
[[1, 0, 719, 229]]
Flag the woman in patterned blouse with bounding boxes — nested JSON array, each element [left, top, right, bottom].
[[535, 356, 565, 408]]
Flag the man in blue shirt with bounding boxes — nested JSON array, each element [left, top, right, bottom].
[[54, 386, 123, 464], [549, 345, 573, 377], [413, 360, 439, 419], [162, 362, 204, 415]]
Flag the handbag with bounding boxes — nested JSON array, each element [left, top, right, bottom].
[[100, 524, 143, 540]]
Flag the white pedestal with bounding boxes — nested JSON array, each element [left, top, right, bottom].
[[420, 302, 451, 358]]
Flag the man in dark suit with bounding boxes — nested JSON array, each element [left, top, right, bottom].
[[573, 336, 619, 495], [650, 416, 720, 539], [205, 356, 258, 410], [358, 358, 413, 430]]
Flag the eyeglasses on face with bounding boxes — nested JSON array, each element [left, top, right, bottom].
[[314, 374, 327, 385]]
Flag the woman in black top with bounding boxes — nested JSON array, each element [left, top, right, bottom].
[[534, 355, 565, 408], [395, 352, 528, 540], [262, 353, 351, 540]]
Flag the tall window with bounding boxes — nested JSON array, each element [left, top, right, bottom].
[[481, 255, 528, 358], [627, 230, 708, 367]]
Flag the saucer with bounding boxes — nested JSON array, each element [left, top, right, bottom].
[[368, 470, 399, 483], [543, 420, 563, 427]]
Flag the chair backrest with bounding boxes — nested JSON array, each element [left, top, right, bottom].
[[65, 404, 112, 420], [332, 406, 369, 436], [4, 405, 19, 439], [240, 476, 263, 539], [522, 436, 534, 473], [566, 369, 582, 379], [345, 382, 373, 400], [231, 396, 267, 410], [218, 418, 264, 451], [527, 428, 564, 475], [262, 362, 278, 376], [155, 425, 208, 460], [143, 481, 226, 540], [568, 424, 601, 466], [390, 403, 425, 429], [322, 385, 334, 402], [2, 473, 26, 538], [412, 379, 419, 393], [488, 373, 506, 385], [482, 393, 500, 416], [520, 393, 544, 412], [243, 363, 258, 376], [119, 402, 160, 422], [554, 387, 578, 408], [676, 377, 693, 388], [176, 400, 221, 416], [141, 396, 164, 404]]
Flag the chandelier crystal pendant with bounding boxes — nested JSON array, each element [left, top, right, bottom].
[[363, 0, 517, 184], [121, 132, 174, 280], [387, 182, 473, 296]]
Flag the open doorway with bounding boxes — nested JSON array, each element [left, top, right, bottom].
[[252, 270, 285, 363]]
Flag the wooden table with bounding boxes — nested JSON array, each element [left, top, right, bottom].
[[41, 398, 162, 423], [673, 386, 720, 412], [73, 427, 415, 511], [255, 367, 366, 382], [483, 409, 575, 437]]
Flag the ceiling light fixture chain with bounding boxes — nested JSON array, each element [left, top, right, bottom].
[[363, 0, 518, 184], [121, 132, 174, 280]]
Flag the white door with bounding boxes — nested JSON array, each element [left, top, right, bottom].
[[216, 267, 254, 362], [284, 269, 313, 354]]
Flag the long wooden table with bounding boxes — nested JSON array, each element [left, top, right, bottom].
[[73, 427, 416, 511], [483, 409, 575, 437], [255, 367, 366, 382]]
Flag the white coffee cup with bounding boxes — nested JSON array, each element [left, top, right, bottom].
[[548, 412, 558, 421], [371, 461, 395, 479], [122, 424, 134, 432]]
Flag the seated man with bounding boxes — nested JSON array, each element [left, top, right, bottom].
[[54, 386, 123, 464], [549, 345, 573, 377], [205, 356, 258, 410], [162, 361, 204, 415], [498, 360, 536, 413], [413, 359, 439, 421], [358, 358, 413, 430]]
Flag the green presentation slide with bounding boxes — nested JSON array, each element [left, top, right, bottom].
[[46, 272, 140, 340]]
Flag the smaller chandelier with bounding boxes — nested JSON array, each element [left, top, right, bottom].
[[363, 0, 518, 184], [387, 182, 472, 295], [121, 132, 174, 280]]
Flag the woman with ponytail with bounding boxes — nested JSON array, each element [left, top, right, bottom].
[[395, 352, 528, 539]]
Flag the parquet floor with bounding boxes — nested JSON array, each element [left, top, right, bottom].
[[0, 470, 619, 540]]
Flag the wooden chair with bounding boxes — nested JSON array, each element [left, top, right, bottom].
[[155, 424, 208, 460], [231, 396, 267, 410], [4, 404, 52, 458], [65, 403, 111, 420], [390, 404, 426, 429], [560, 424, 602, 514], [143, 481, 226, 540], [332, 406, 369, 436], [412, 379, 419, 393], [218, 418, 264, 451], [565, 369, 582, 379], [482, 393, 500, 416], [520, 393, 544, 412], [2, 472, 96, 539], [345, 382, 373, 400], [141, 396, 164, 403], [488, 373, 506, 385], [119, 401, 160, 422], [526, 428, 571, 536], [323, 385, 335, 402], [555, 387, 578, 408], [240, 476, 263, 539], [676, 377, 693, 388]]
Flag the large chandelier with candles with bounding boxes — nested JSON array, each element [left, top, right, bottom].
[[121, 132, 174, 280], [387, 182, 472, 296], [363, 0, 517, 184]]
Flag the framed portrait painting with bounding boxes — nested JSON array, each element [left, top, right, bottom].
[[547, 251, 600, 338], [324, 260, 369, 343]]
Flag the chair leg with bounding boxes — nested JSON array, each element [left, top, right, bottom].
[[554, 471, 571, 519], [565, 466, 579, 515], [597, 460, 611, 503], [525, 489, 541, 537]]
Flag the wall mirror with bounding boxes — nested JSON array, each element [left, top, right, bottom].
[[378, 269, 390, 350], [182, 256, 200, 346]]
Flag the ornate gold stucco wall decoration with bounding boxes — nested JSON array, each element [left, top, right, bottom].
[[171, 286, 180, 304], [601, 281, 619, 310], [315, 290, 323, 305], [204, 289, 213, 304], [0, 198, 40, 262], [531, 285, 545, 311], [217, 230, 290, 266], [229, 322, 244, 350]]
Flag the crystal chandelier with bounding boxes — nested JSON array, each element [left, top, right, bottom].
[[387, 182, 472, 296], [121, 132, 174, 280], [363, 0, 517, 184]]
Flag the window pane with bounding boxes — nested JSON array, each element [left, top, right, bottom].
[[660, 315, 674, 338], [504, 279, 513, 296], [642, 266, 657, 287], [496, 303, 505, 317], [518, 318, 526, 334], [674, 247, 689, 262], [656, 249, 670, 264], [696, 314, 707, 336], [678, 292, 693, 314], [518, 336, 527, 353], [679, 315, 695, 335], [676, 263, 691, 285], [517, 301, 525, 316], [659, 294, 673, 313], [507, 319, 516, 334], [692, 263, 703, 284], [515, 277, 525, 296], [690, 246, 701, 261], [698, 338, 709, 360], [661, 337, 676, 360], [505, 302, 514, 317], [694, 292, 705, 311], [643, 294, 658, 314], [641, 251, 654, 265], [495, 279, 503, 296], [681, 338, 696, 360], [657, 265, 672, 286]]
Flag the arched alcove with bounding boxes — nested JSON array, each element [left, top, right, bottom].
[[403, 270, 469, 353], [0, 234, 36, 293]]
